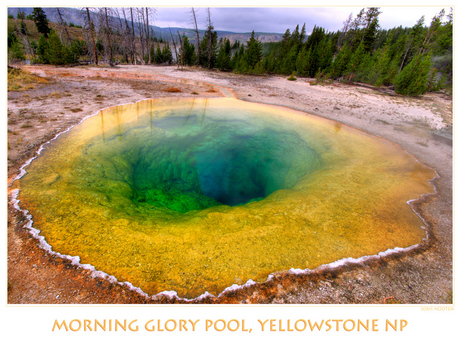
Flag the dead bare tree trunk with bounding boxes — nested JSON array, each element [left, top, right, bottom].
[[146, 7, 151, 64], [419, 11, 443, 55], [85, 7, 98, 65], [399, 16, 425, 73], [16, 18, 33, 57], [136, 8, 146, 64], [338, 12, 353, 47], [177, 32, 183, 70], [169, 27, 179, 66], [56, 8, 72, 45], [399, 42, 412, 73], [206, 8, 213, 69], [121, 9, 130, 63], [130, 8, 136, 64], [151, 28, 156, 64], [104, 7, 114, 66], [191, 8, 201, 66], [115, 8, 129, 63]]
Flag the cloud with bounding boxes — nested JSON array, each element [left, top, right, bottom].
[[152, 6, 451, 34], [154, 7, 359, 34]]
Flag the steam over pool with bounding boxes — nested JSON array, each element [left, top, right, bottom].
[[16, 98, 436, 298]]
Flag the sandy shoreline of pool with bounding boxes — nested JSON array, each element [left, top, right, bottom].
[[7, 64, 452, 304]]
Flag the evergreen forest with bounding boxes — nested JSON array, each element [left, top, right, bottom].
[[7, 7, 453, 96]]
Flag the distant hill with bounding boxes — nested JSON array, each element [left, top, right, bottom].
[[7, 7, 284, 44]]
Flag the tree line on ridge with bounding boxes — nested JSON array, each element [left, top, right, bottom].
[[7, 7, 452, 96]]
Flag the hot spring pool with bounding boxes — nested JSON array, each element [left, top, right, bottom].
[[16, 97, 436, 298]]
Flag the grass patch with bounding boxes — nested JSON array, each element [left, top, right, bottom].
[[191, 91, 199, 95], [21, 123, 33, 129], [163, 87, 182, 93], [376, 119, 390, 125], [287, 72, 297, 81], [8, 67, 48, 91]]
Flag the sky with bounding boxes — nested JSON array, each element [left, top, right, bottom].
[[152, 6, 452, 34]]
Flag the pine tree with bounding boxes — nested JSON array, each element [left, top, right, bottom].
[[279, 28, 291, 57], [420, 9, 445, 54], [394, 53, 432, 96], [399, 16, 426, 72], [282, 45, 298, 74], [32, 7, 50, 38], [330, 44, 352, 78], [9, 41, 25, 61], [347, 41, 367, 74], [244, 31, 262, 71], [47, 32, 65, 64], [150, 44, 155, 63], [48, 32, 78, 65], [36, 32, 78, 65], [216, 38, 232, 71], [305, 25, 325, 51], [155, 45, 163, 63], [36, 35, 50, 63], [374, 31, 398, 86], [306, 46, 320, 77], [231, 44, 245, 71], [361, 7, 381, 52], [433, 8, 452, 53], [181, 35, 196, 66], [16, 10, 26, 20], [8, 32, 17, 49], [362, 18, 379, 52], [162, 44, 173, 64], [291, 25, 301, 50], [318, 38, 334, 72], [203, 8, 217, 69], [430, 8, 453, 88], [295, 45, 309, 76], [348, 8, 366, 50], [299, 24, 307, 45], [200, 28, 217, 68]]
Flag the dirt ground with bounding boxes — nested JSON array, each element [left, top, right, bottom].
[[6, 64, 453, 304]]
